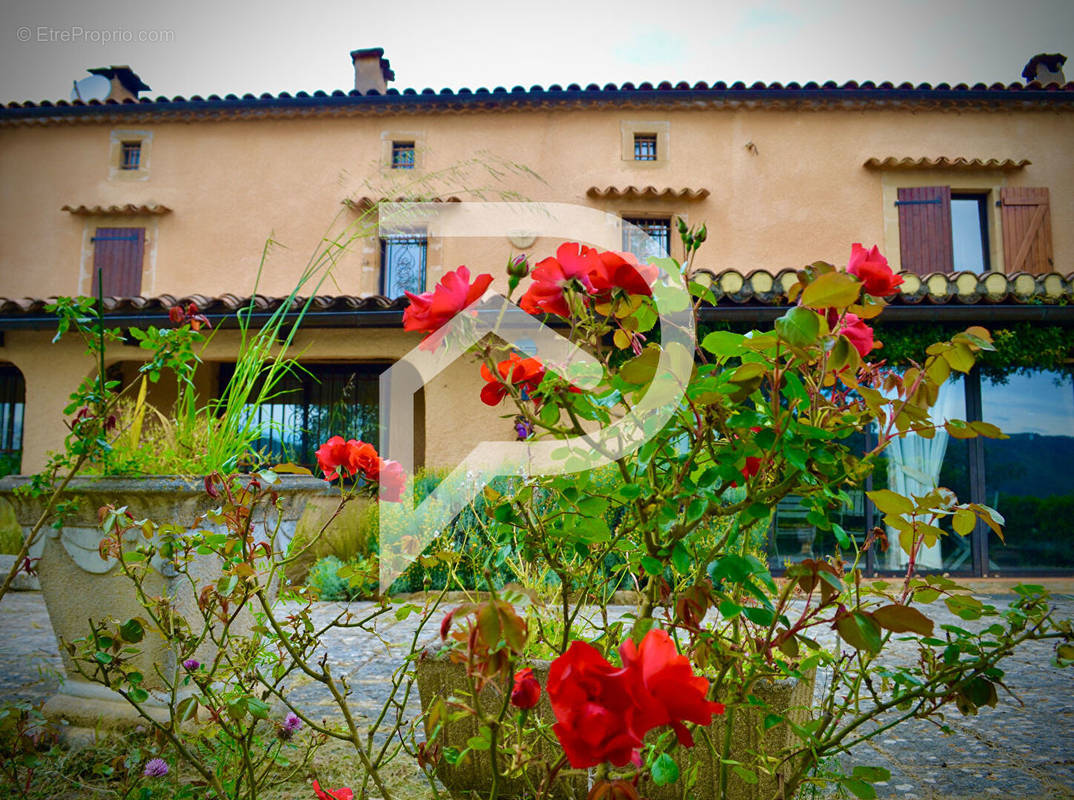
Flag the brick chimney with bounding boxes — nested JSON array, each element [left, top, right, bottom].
[[351, 47, 394, 95], [87, 66, 151, 101], [1021, 53, 1066, 85]]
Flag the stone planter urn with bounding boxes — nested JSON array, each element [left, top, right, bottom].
[[416, 649, 815, 800], [0, 474, 324, 729]]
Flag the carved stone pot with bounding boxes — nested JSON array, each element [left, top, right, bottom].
[[416, 649, 815, 800], [0, 475, 323, 729]]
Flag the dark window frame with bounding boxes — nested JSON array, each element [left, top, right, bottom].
[[950, 192, 991, 273], [621, 216, 671, 260], [391, 140, 416, 169], [633, 133, 658, 161], [379, 234, 427, 298], [120, 140, 142, 170]]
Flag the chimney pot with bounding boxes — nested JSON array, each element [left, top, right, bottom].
[[351, 47, 394, 95], [87, 66, 150, 101], [1020, 53, 1066, 86]]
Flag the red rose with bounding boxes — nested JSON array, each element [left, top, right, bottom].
[[847, 243, 902, 297], [403, 266, 494, 351], [837, 313, 876, 358], [546, 641, 643, 768], [312, 780, 353, 800], [519, 243, 602, 317], [588, 250, 656, 299], [510, 667, 542, 709], [345, 440, 380, 480], [315, 436, 351, 481], [377, 459, 406, 503], [619, 629, 725, 747], [480, 353, 547, 406]]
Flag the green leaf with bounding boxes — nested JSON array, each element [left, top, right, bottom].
[[775, 306, 821, 348], [119, 618, 145, 644], [800, 270, 862, 310], [952, 508, 976, 536], [701, 331, 745, 358], [836, 611, 883, 654], [743, 606, 775, 626], [843, 777, 878, 799], [867, 489, 914, 517], [852, 766, 891, 782], [872, 604, 934, 636], [619, 345, 661, 385], [651, 752, 680, 786], [731, 765, 759, 785], [671, 542, 691, 575], [467, 726, 492, 751], [945, 594, 984, 621], [245, 697, 270, 720], [719, 600, 742, 619], [713, 555, 752, 583], [640, 556, 664, 576]]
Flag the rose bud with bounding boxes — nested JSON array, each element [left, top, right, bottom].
[[510, 667, 541, 709]]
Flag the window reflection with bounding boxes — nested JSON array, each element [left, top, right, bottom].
[[981, 371, 1074, 571]]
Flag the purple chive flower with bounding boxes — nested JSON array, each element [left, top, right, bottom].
[[278, 711, 303, 740], [514, 417, 534, 441], [143, 757, 169, 777], [182, 659, 199, 671]]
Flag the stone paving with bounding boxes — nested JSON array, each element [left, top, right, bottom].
[[1, 589, 1072, 799]]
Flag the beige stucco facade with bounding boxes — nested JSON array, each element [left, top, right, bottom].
[[1, 73, 1073, 473]]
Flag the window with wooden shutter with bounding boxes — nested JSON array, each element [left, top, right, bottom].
[[896, 186, 953, 275], [1000, 187, 1053, 274], [91, 227, 145, 296]]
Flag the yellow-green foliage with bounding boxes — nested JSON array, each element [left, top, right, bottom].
[[285, 495, 374, 585], [80, 397, 218, 476], [0, 497, 20, 555]]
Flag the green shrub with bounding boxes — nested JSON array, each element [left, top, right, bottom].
[[304, 555, 378, 601]]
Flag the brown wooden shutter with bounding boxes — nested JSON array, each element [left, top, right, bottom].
[[1000, 187, 1053, 274], [91, 227, 145, 296], [897, 186, 953, 275]]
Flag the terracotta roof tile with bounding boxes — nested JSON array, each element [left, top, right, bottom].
[[343, 196, 462, 211], [3, 81, 1072, 126], [2, 270, 1071, 328], [864, 157, 1031, 171], [61, 203, 173, 216], [586, 186, 710, 201]]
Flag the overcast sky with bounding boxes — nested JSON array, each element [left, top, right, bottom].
[[0, 0, 1071, 104]]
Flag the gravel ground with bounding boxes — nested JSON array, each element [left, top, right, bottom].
[[1, 589, 1071, 799]]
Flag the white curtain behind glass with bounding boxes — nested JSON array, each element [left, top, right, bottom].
[[882, 381, 959, 569]]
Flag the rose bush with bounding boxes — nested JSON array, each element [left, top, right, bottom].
[[409, 229, 1073, 800]]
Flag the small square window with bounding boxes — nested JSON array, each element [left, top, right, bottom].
[[622, 217, 671, 261], [391, 141, 416, 169], [633, 134, 657, 161], [120, 141, 141, 170]]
